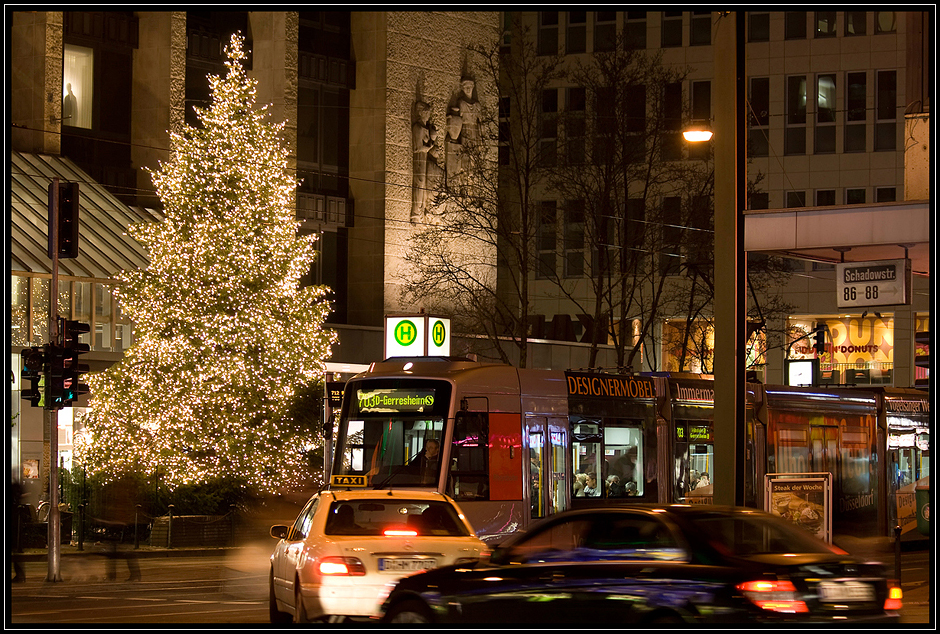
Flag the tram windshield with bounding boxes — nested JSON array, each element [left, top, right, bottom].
[[334, 379, 453, 488]]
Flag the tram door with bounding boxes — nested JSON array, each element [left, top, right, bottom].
[[526, 417, 568, 520]]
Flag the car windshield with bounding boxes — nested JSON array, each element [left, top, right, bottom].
[[325, 500, 470, 537], [335, 379, 451, 488], [685, 512, 836, 555]]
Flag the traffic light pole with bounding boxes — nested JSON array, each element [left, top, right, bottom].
[[47, 177, 62, 582]]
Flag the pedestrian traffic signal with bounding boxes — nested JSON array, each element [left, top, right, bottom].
[[61, 319, 90, 405], [48, 181, 80, 259], [20, 346, 46, 408], [813, 325, 827, 356]]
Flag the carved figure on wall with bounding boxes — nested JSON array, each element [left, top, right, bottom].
[[411, 100, 442, 221], [445, 72, 481, 192]]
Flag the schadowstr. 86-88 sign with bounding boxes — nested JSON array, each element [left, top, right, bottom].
[[836, 259, 911, 308]]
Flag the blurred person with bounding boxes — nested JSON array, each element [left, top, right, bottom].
[[607, 474, 625, 497], [573, 473, 588, 497], [411, 439, 441, 485], [98, 474, 142, 582], [583, 474, 600, 497], [10, 478, 27, 582]]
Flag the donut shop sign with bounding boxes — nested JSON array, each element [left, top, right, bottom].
[[836, 259, 911, 309]]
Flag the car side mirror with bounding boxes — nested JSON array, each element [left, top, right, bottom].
[[270, 525, 289, 540]]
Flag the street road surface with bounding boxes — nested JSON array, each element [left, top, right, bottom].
[[9, 542, 931, 625]]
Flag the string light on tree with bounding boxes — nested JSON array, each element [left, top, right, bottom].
[[77, 33, 336, 493]]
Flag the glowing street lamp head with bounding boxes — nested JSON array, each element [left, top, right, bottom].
[[683, 125, 713, 142]]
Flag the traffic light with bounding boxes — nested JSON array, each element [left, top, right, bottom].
[[20, 347, 47, 408], [48, 181, 80, 259], [46, 344, 68, 409], [61, 319, 90, 405], [813, 325, 827, 356]]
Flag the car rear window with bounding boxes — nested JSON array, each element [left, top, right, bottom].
[[686, 514, 835, 555], [325, 499, 470, 537]]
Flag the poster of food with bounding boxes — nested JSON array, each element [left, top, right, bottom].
[[765, 474, 831, 543]]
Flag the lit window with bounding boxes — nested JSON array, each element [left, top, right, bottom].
[[63, 44, 93, 129]]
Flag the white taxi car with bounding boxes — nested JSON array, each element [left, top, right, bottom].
[[269, 488, 488, 623]]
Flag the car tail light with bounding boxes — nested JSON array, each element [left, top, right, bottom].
[[383, 529, 418, 537], [736, 579, 809, 613], [884, 582, 903, 611], [317, 556, 366, 576]]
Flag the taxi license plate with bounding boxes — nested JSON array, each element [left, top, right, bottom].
[[378, 558, 437, 572], [817, 581, 875, 602]]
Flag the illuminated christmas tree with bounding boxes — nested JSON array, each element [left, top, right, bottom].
[[77, 33, 336, 493]]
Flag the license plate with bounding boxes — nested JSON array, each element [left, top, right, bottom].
[[378, 558, 437, 573], [817, 581, 875, 602]]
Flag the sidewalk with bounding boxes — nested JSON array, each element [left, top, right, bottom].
[[12, 541, 264, 562]]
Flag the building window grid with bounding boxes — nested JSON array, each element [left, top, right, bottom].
[[594, 11, 617, 53], [623, 12, 645, 50], [12, 274, 125, 352], [566, 11, 587, 54], [815, 12, 837, 38], [661, 11, 683, 48], [875, 70, 897, 151], [785, 75, 807, 155], [690, 11, 711, 46], [538, 11, 559, 56]]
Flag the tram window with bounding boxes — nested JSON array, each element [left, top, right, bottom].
[[572, 420, 602, 497], [605, 425, 643, 497], [451, 412, 489, 500]]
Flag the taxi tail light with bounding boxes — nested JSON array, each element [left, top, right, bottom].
[[884, 581, 903, 611], [317, 556, 366, 576], [736, 579, 809, 613]]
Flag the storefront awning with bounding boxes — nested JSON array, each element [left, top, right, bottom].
[[10, 151, 160, 279]]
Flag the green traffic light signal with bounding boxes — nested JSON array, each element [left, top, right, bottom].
[[61, 319, 91, 406]]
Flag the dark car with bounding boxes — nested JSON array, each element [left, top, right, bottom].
[[381, 505, 902, 624]]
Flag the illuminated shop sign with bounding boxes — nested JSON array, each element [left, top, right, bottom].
[[565, 373, 655, 400]]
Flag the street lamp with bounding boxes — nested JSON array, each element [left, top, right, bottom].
[[682, 124, 713, 143]]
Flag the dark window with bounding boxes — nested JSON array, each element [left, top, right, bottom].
[[595, 11, 617, 52], [539, 12, 559, 55], [660, 196, 682, 274], [816, 190, 836, 206], [661, 12, 682, 47], [846, 188, 866, 204], [540, 89, 559, 166], [662, 82, 683, 161], [787, 191, 806, 208], [564, 200, 586, 278], [875, 70, 897, 151], [876, 187, 896, 203], [537, 201, 557, 278], [748, 77, 770, 157], [845, 72, 867, 152], [566, 87, 586, 164], [749, 13, 770, 42], [567, 11, 587, 54], [748, 192, 770, 210], [785, 12, 806, 40], [624, 12, 646, 50], [689, 81, 711, 160], [845, 12, 867, 36], [785, 76, 807, 155], [690, 11, 711, 46]]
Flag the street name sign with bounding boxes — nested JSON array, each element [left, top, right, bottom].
[[836, 259, 911, 308]]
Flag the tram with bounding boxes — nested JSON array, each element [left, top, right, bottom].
[[330, 356, 929, 545]]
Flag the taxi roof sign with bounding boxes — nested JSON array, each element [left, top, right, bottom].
[[330, 474, 367, 487]]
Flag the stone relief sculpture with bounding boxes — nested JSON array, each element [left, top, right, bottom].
[[409, 64, 483, 222], [411, 99, 442, 221], [445, 71, 480, 192]]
